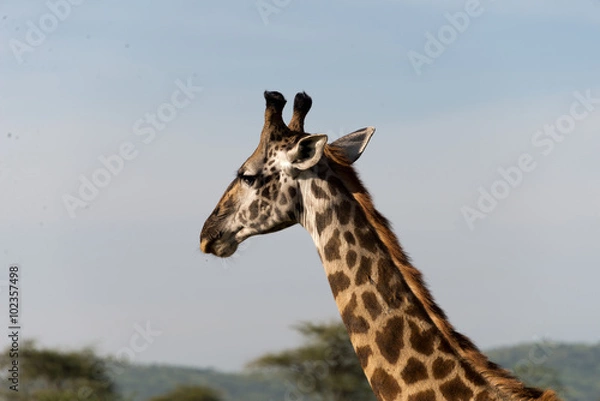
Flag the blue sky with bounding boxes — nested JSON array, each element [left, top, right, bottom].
[[1, 0, 599, 371]]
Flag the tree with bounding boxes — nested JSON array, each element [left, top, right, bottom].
[[248, 321, 376, 401], [148, 385, 222, 401], [0, 340, 121, 401]]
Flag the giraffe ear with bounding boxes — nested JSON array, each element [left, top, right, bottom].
[[288, 134, 328, 171], [330, 127, 375, 164]]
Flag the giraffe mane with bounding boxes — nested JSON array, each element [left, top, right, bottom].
[[323, 144, 561, 401]]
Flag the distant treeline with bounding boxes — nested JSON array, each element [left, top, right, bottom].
[[2, 335, 598, 401], [115, 341, 600, 401]]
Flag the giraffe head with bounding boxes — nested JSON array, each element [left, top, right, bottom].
[[200, 91, 374, 257]]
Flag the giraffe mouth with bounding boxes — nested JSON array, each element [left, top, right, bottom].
[[200, 228, 242, 258], [201, 223, 293, 258]]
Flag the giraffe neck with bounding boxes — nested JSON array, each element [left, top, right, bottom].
[[298, 170, 497, 401], [295, 144, 563, 401]]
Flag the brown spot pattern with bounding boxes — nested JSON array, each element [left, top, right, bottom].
[[327, 176, 344, 197], [315, 211, 333, 236], [357, 228, 378, 253], [370, 368, 401, 401], [401, 357, 428, 384], [342, 294, 370, 333], [408, 320, 436, 356], [262, 186, 271, 198], [355, 345, 372, 368], [311, 181, 329, 200], [375, 258, 405, 308], [432, 357, 455, 380], [438, 338, 455, 355], [375, 316, 405, 364], [346, 250, 357, 268], [355, 256, 372, 285], [323, 229, 342, 261], [440, 376, 474, 401], [461, 360, 487, 386], [475, 391, 493, 401], [352, 208, 377, 252], [406, 303, 426, 318], [361, 291, 382, 320], [408, 389, 436, 401], [328, 272, 350, 298], [334, 200, 352, 225], [343, 231, 356, 245], [249, 200, 259, 219]]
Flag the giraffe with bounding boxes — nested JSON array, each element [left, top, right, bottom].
[[199, 91, 561, 401]]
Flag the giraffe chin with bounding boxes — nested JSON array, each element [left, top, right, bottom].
[[211, 241, 238, 258]]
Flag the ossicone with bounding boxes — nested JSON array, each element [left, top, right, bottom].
[[263, 90, 287, 129], [288, 91, 312, 132]]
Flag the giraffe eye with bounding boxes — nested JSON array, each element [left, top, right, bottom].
[[240, 174, 257, 186]]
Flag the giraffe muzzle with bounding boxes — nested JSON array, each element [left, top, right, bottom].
[[200, 224, 241, 258]]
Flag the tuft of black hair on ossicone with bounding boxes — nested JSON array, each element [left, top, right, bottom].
[[293, 91, 312, 114], [264, 91, 287, 112]]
